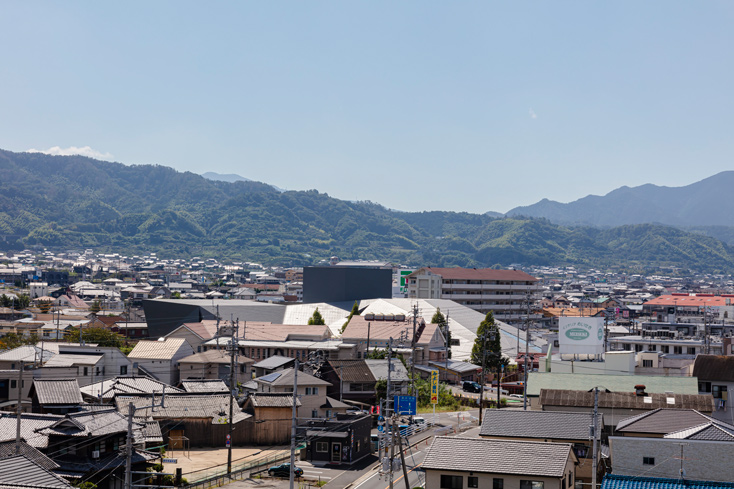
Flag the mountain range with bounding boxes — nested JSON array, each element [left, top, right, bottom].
[[1, 148, 734, 272]]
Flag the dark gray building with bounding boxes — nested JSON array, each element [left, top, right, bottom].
[[303, 266, 391, 303]]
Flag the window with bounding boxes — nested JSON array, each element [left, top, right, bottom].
[[312, 410, 318, 418], [568, 473, 572, 488], [713, 385, 728, 399], [643, 457, 655, 465], [306, 387, 311, 395], [316, 442, 328, 452], [326, 410, 332, 418], [642, 360, 653, 368], [468, 477, 478, 488], [699, 382, 712, 393], [661, 345, 669, 354], [635, 345, 643, 352], [120, 366, 127, 375], [10, 380, 16, 389], [687, 347, 696, 355], [313, 387, 318, 395], [674, 346, 682, 354], [520, 482, 544, 489], [493, 479, 503, 489], [440, 475, 462, 489]]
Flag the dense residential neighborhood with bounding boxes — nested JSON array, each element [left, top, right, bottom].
[[0, 250, 733, 489]]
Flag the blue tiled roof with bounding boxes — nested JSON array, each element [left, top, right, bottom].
[[602, 475, 734, 489]]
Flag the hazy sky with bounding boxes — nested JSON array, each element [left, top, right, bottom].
[[2, 2, 734, 214]]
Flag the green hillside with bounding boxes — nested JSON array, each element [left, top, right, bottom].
[[1, 149, 734, 272]]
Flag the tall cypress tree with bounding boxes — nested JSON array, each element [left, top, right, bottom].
[[471, 311, 504, 371]]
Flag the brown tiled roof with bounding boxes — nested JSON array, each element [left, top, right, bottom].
[[327, 360, 376, 383], [539, 389, 714, 412], [692, 354, 734, 382], [413, 267, 538, 282], [180, 321, 219, 340], [542, 307, 607, 318], [342, 316, 438, 345], [616, 408, 734, 435], [236, 323, 330, 342]]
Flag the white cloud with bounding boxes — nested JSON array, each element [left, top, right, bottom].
[[26, 145, 113, 160], [529, 108, 538, 119]]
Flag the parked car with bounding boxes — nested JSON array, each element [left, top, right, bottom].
[[410, 416, 427, 427], [268, 463, 303, 478], [462, 381, 481, 393]]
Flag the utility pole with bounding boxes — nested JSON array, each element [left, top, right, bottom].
[[289, 359, 299, 489], [410, 304, 417, 397], [444, 311, 450, 384], [478, 332, 489, 424], [387, 339, 394, 489], [124, 401, 135, 489], [15, 361, 23, 454], [591, 387, 599, 489], [523, 290, 532, 411], [227, 320, 239, 475]]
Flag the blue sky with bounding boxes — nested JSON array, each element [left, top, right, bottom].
[[2, 2, 734, 213]]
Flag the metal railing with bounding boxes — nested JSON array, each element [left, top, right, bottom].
[[181, 450, 291, 489]]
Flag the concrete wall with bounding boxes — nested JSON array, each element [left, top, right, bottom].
[[549, 351, 635, 375], [425, 466, 572, 489], [610, 436, 734, 482]]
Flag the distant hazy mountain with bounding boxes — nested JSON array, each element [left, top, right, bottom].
[[202, 171, 285, 192], [2, 149, 734, 271], [507, 172, 734, 228]]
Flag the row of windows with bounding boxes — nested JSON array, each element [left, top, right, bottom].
[[440, 476, 549, 489], [623, 344, 695, 355]]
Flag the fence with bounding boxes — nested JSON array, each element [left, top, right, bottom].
[[181, 450, 291, 489]]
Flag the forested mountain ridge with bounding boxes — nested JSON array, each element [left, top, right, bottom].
[[1, 149, 734, 272]]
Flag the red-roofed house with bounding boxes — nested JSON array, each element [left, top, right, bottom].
[[406, 267, 540, 322]]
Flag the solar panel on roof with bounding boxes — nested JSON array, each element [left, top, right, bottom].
[[258, 371, 283, 383]]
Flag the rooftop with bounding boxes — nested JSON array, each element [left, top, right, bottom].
[[527, 372, 700, 396], [480, 410, 602, 441], [540, 390, 714, 413], [423, 437, 571, 478], [616, 409, 734, 435], [601, 474, 734, 489]]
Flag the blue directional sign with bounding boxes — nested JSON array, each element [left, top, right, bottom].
[[394, 396, 416, 416]]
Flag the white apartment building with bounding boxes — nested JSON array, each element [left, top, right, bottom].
[[406, 267, 540, 322]]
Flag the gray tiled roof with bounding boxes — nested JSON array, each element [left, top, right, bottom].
[[39, 409, 129, 437], [115, 394, 251, 424], [0, 441, 58, 471], [80, 376, 183, 401], [365, 360, 410, 382], [665, 422, 734, 441], [0, 413, 62, 448], [616, 409, 734, 435], [0, 455, 71, 488], [327, 360, 376, 383], [31, 379, 83, 405], [480, 410, 602, 441], [181, 379, 229, 393], [247, 393, 301, 408], [423, 437, 572, 478]]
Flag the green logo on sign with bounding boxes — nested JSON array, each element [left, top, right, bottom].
[[598, 328, 603, 340], [565, 328, 590, 341]]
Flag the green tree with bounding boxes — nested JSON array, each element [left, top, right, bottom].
[[38, 300, 53, 314], [471, 311, 505, 372], [89, 300, 101, 314], [66, 327, 124, 348], [308, 307, 325, 325], [365, 348, 388, 359], [0, 332, 39, 349], [340, 301, 360, 334], [432, 307, 451, 359]]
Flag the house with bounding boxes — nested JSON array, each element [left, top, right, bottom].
[[609, 409, 734, 482], [538, 389, 714, 429], [341, 315, 445, 365], [693, 354, 733, 418], [252, 355, 296, 377], [127, 337, 194, 385], [164, 321, 219, 352], [423, 437, 577, 489], [302, 413, 371, 465], [479, 410, 604, 486], [425, 359, 482, 384], [255, 368, 333, 418], [79, 376, 184, 403], [29, 379, 83, 415], [319, 359, 410, 406], [178, 349, 254, 382], [406, 267, 541, 322], [35, 344, 134, 387], [601, 475, 734, 489], [115, 394, 251, 447], [242, 393, 299, 445]]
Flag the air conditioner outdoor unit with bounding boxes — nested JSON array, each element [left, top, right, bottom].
[[92, 450, 100, 459]]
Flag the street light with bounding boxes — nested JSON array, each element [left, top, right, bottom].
[[587, 386, 611, 489]]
